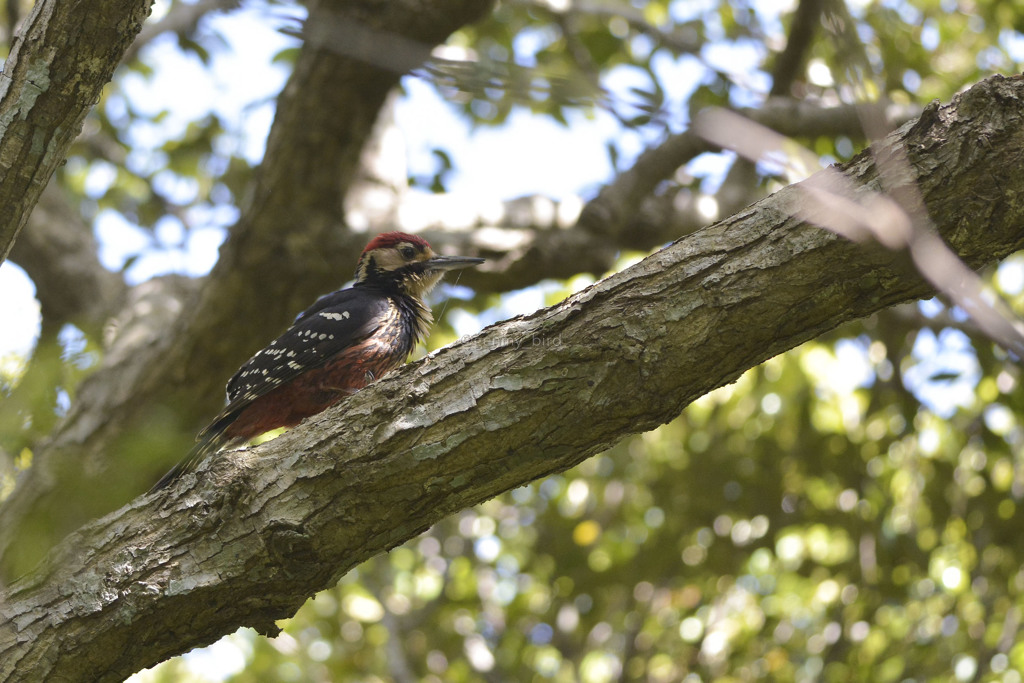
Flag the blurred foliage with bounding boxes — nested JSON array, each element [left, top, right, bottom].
[[0, 325, 101, 462], [3, 0, 1024, 680]]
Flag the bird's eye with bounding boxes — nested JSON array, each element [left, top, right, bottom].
[[400, 246, 417, 259]]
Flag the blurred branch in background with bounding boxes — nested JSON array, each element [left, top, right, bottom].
[[696, 103, 1024, 360]]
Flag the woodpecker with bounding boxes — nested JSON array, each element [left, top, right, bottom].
[[152, 232, 483, 490]]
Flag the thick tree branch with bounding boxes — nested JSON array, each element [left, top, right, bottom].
[[2, 73, 1023, 683], [0, 0, 152, 266]]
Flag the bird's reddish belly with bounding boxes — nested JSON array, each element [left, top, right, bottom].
[[224, 341, 406, 440]]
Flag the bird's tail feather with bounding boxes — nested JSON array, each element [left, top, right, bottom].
[[149, 407, 248, 492], [149, 430, 232, 492]]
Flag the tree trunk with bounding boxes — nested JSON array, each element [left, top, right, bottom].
[[0, 0, 152, 264]]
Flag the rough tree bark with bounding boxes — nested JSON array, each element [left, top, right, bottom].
[[2, 74, 1023, 682], [0, 0, 153, 264]]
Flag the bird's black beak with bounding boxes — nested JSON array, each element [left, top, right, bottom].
[[423, 255, 485, 272]]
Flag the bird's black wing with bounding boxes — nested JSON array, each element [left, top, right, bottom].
[[291, 283, 356, 324], [149, 287, 390, 492], [201, 287, 389, 437]]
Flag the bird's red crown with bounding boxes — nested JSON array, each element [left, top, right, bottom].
[[363, 232, 430, 253]]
